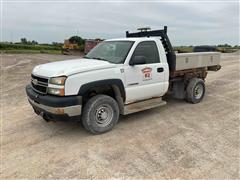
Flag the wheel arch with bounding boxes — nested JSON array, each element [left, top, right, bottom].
[[78, 79, 125, 114]]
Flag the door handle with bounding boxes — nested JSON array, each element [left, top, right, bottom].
[[157, 67, 164, 73]]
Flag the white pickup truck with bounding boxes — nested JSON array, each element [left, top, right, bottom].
[[26, 27, 221, 134]]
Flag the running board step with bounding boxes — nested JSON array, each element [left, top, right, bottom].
[[123, 97, 166, 115]]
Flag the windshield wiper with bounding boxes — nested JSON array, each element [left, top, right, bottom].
[[83, 56, 91, 59], [84, 56, 114, 63], [91, 57, 109, 62]]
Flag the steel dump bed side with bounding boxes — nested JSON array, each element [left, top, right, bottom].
[[175, 52, 221, 71]]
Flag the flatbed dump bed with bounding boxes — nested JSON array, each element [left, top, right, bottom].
[[175, 52, 221, 71], [170, 52, 221, 78]]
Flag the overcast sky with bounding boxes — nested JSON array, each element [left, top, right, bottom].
[[2, 0, 239, 45]]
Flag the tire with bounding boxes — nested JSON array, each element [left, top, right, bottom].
[[186, 78, 205, 104], [82, 95, 119, 134]]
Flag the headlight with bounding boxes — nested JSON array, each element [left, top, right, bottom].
[[47, 87, 65, 96], [49, 76, 67, 85]]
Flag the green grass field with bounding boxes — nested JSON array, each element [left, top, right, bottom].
[[0, 43, 62, 54], [1, 49, 62, 54]]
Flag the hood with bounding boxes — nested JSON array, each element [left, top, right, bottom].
[[32, 58, 116, 77]]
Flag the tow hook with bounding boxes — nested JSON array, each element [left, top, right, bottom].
[[40, 112, 50, 122]]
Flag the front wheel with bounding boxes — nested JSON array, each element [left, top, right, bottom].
[[186, 78, 205, 104], [82, 95, 119, 134]]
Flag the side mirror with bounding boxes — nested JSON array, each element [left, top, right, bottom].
[[129, 56, 146, 66]]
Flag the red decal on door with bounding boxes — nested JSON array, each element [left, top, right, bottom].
[[141, 67, 152, 81]]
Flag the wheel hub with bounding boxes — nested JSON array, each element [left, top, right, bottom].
[[98, 108, 108, 120], [95, 105, 113, 127], [194, 84, 203, 99]]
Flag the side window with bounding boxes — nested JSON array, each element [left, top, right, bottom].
[[132, 41, 160, 64]]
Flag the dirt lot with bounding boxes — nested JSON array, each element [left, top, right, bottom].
[[1, 52, 239, 179]]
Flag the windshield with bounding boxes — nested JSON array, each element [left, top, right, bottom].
[[84, 41, 134, 64]]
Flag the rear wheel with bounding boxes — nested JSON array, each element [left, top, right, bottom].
[[82, 95, 119, 134], [186, 78, 205, 104]]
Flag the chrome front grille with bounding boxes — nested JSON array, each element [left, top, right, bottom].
[[31, 74, 49, 94]]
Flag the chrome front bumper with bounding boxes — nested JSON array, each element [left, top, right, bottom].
[[26, 85, 82, 120], [28, 98, 82, 117]]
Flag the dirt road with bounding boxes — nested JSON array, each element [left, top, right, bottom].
[[1, 53, 239, 179]]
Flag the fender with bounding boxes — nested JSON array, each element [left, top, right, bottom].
[[78, 79, 126, 101]]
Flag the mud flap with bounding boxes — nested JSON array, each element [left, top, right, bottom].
[[172, 81, 185, 99]]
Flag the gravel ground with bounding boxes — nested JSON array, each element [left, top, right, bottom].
[[1, 52, 239, 179]]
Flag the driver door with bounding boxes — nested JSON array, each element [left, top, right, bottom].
[[124, 41, 166, 103]]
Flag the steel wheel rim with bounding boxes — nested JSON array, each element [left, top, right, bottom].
[[95, 104, 113, 127], [194, 83, 204, 99]]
